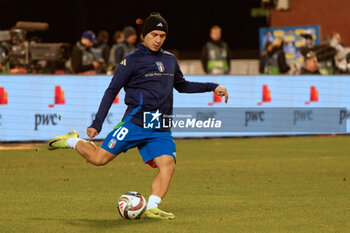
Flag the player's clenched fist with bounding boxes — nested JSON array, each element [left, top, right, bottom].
[[87, 127, 99, 142], [214, 85, 229, 103]]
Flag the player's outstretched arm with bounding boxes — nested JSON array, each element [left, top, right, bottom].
[[214, 85, 229, 103]]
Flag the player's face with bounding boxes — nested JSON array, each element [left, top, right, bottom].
[[144, 30, 166, 51]]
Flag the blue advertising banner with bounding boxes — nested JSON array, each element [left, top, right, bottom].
[[0, 75, 350, 141]]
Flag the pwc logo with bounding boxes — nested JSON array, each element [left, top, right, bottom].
[[34, 113, 59, 130], [305, 86, 319, 105], [257, 84, 271, 105], [0, 87, 8, 105]]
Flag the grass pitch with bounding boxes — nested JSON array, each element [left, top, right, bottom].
[[0, 136, 350, 233]]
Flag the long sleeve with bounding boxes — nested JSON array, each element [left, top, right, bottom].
[[173, 61, 218, 93], [89, 61, 132, 132]]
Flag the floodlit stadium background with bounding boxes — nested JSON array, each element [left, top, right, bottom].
[[1, 2, 350, 233]]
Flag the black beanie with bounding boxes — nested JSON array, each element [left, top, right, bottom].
[[142, 13, 168, 37]]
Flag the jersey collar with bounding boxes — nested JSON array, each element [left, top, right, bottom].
[[139, 43, 163, 55]]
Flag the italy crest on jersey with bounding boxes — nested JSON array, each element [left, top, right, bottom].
[[156, 61, 165, 72], [108, 138, 117, 149]]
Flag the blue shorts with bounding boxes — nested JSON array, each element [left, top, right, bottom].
[[101, 121, 176, 168]]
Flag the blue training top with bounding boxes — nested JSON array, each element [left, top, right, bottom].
[[90, 43, 219, 132]]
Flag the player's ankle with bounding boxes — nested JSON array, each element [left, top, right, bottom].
[[146, 195, 161, 210], [66, 138, 83, 149]]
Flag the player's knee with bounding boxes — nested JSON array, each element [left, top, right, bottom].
[[167, 157, 176, 170], [167, 161, 175, 173], [157, 155, 176, 172]]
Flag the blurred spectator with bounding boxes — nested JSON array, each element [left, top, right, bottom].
[[107, 30, 124, 74], [300, 51, 320, 75], [329, 32, 350, 72], [300, 30, 315, 49], [259, 37, 290, 74], [108, 26, 137, 70], [114, 30, 125, 44], [329, 32, 349, 55], [90, 30, 110, 73], [0, 43, 10, 74], [201, 25, 231, 75], [71, 30, 100, 74]]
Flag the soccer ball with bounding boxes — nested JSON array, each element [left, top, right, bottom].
[[117, 191, 147, 219]]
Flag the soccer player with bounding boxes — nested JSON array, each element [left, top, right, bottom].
[[48, 12, 228, 219]]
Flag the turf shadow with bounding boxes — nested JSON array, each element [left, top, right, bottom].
[[29, 217, 161, 229]]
